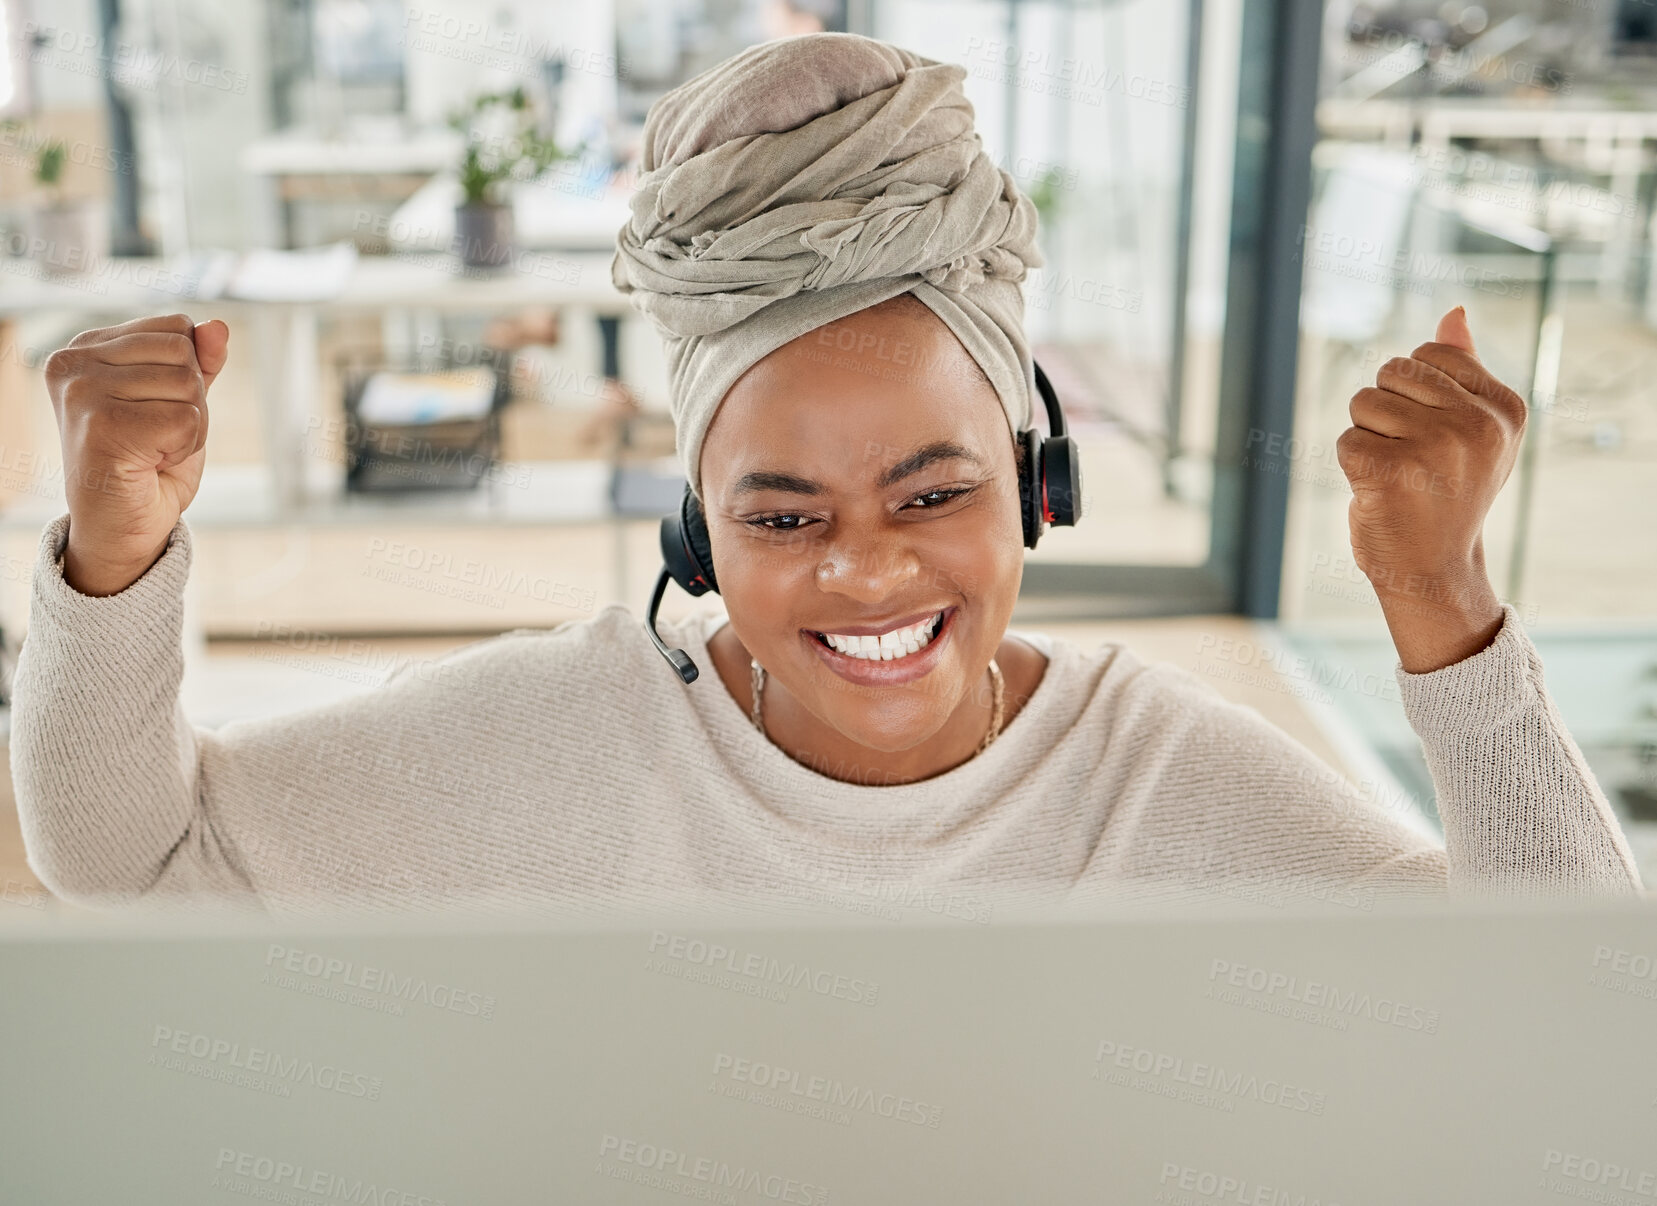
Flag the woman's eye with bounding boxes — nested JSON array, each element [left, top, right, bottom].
[[745, 487, 972, 530], [747, 514, 814, 531], [907, 487, 972, 509]]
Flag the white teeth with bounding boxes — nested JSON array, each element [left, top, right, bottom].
[[820, 611, 944, 661]]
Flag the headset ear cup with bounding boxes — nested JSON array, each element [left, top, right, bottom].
[[1041, 435, 1082, 527], [660, 487, 719, 596], [1019, 427, 1043, 550], [683, 490, 719, 594]]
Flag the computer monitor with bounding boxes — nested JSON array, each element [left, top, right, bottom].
[[1, 894, 1653, 1201]]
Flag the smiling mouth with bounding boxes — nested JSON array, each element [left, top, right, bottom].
[[806, 609, 948, 662]]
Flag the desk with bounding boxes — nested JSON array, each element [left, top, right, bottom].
[[240, 124, 465, 249], [384, 170, 636, 254]]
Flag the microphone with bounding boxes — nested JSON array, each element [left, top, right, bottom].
[[645, 566, 699, 683]]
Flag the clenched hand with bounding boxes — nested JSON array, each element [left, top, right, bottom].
[[45, 314, 230, 596], [1337, 306, 1527, 672]]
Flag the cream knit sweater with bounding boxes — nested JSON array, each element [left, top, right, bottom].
[[8, 513, 1643, 917]]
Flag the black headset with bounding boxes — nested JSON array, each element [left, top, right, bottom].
[[644, 359, 1081, 683]]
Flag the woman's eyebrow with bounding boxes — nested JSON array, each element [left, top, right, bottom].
[[731, 441, 986, 497], [878, 441, 986, 487]]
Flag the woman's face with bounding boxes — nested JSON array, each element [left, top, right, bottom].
[[698, 294, 1024, 754]]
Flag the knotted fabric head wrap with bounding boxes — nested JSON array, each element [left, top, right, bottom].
[[609, 31, 1044, 501]]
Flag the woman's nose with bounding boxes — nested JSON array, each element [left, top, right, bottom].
[[813, 527, 922, 601]]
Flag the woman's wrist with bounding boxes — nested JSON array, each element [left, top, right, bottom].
[[1375, 569, 1506, 675]]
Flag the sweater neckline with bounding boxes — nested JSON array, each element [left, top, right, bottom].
[[674, 611, 1072, 834]]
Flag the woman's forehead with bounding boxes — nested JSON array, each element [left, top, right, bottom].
[[708, 347, 1001, 453], [699, 295, 1008, 486]]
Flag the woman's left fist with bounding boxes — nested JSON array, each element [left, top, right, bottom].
[[1336, 306, 1527, 615]]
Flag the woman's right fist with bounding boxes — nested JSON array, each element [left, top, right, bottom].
[[44, 314, 229, 596]]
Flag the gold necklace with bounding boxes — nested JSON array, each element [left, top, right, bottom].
[[749, 656, 1005, 756]]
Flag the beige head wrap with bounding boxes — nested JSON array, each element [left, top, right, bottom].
[[610, 32, 1044, 502]]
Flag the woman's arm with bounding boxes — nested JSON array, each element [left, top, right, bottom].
[[10, 512, 604, 913], [1395, 604, 1641, 895], [10, 513, 254, 907], [1077, 623, 1640, 905], [1329, 304, 1639, 894]]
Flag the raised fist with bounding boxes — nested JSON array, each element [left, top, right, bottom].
[[44, 313, 229, 596]]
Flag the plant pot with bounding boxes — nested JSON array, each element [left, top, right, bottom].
[[454, 202, 514, 271], [29, 198, 109, 275]]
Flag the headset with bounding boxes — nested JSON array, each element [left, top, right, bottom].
[[644, 359, 1081, 683]]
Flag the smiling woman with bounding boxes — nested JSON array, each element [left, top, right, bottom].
[[698, 295, 1038, 785], [7, 32, 1645, 916]]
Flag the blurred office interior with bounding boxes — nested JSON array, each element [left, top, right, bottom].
[[0, 0, 1654, 904]]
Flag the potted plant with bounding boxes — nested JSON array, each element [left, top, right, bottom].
[[27, 136, 109, 275], [449, 86, 563, 271]]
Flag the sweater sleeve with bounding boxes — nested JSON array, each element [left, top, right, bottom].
[[1077, 607, 1641, 907], [10, 511, 634, 915], [8, 512, 256, 908], [1395, 604, 1642, 897]]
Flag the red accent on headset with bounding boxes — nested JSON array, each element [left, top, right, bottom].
[[1041, 472, 1054, 525]]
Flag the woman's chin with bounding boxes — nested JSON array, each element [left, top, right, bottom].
[[808, 698, 954, 756]]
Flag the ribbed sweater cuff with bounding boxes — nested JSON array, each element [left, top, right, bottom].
[[1395, 604, 1540, 739], [33, 512, 193, 641]]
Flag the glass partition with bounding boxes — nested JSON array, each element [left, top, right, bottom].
[[1277, 134, 1657, 883], [868, 0, 1315, 618]]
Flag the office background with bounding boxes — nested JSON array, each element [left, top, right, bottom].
[[0, 0, 1654, 907]]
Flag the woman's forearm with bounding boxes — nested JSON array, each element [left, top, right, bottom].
[[10, 512, 257, 907], [1398, 605, 1642, 896]]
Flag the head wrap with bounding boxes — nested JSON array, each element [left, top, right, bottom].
[[610, 31, 1043, 501]]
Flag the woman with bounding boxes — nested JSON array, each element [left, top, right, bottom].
[[12, 34, 1641, 916]]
